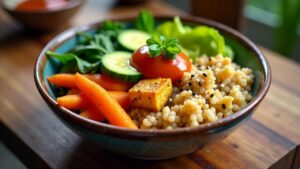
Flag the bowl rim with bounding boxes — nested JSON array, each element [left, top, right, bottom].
[[34, 14, 271, 138], [1, 0, 85, 13]]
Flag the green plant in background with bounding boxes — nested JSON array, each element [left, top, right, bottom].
[[274, 0, 300, 57], [248, 0, 300, 58]]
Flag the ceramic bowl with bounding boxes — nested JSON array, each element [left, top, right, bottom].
[[34, 15, 271, 159], [1, 0, 85, 31]]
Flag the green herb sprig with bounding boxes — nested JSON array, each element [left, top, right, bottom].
[[146, 34, 181, 59]]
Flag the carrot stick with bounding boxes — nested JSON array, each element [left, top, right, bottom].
[[89, 74, 133, 91], [80, 107, 106, 122], [57, 94, 90, 110], [57, 91, 130, 110], [106, 91, 130, 110], [67, 88, 81, 95], [48, 73, 133, 91], [48, 74, 76, 88], [74, 73, 137, 129]]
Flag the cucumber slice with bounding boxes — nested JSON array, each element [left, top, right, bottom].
[[118, 29, 151, 51], [101, 51, 142, 82]]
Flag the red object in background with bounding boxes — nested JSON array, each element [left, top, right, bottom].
[[131, 45, 192, 81], [16, 0, 69, 11]]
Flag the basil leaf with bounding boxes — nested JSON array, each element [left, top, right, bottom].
[[148, 44, 163, 57], [149, 47, 163, 57], [94, 34, 114, 53], [75, 56, 101, 73], [46, 50, 101, 73], [135, 10, 154, 33], [60, 60, 78, 73], [76, 32, 93, 45], [146, 34, 181, 59], [166, 38, 178, 45], [46, 51, 76, 64], [72, 45, 107, 55], [166, 43, 181, 54], [101, 20, 124, 32]]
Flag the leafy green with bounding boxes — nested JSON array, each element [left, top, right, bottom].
[[223, 45, 234, 59], [46, 51, 101, 73], [156, 16, 191, 38], [94, 34, 114, 53], [179, 26, 225, 60], [46, 51, 76, 64], [76, 32, 93, 45], [156, 17, 234, 60], [146, 34, 181, 59], [100, 20, 125, 40], [46, 20, 127, 74], [75, 57, 101, 73], [101, 20, 125, 32], [135, 10, 154, 33]]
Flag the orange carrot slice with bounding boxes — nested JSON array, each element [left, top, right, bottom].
[[80, 107, 106, 122], [48, 74, 76, 88], [57, 91, 130, 110], [57, 93, 90, 110], [74, 73, 137, 129], [105, 91, 130, 110], [48, 73, 133, 91], [67, 88, 81, 95]]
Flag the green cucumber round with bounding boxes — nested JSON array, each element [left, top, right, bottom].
[[118, 29, 151, 51], [101, 51, 142, 82]]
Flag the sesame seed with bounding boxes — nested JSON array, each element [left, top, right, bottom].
[[191, 74, 195, 78], [210, 94, 214, 98], [198, 81, 202, 86], [188, 82, 192, 86], [203, 73, 207, 77], [222, 104, 226, 109]]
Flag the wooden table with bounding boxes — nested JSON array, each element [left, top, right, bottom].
[[0, 1, 300, 169]]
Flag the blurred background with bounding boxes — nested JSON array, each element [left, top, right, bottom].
[[167, 0, 300, 62], [0, 0, 299, 168]]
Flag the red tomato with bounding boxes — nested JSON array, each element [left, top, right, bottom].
[[16, 0, 69, 11], [131, 46, 192, 81]]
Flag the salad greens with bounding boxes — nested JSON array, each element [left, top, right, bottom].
[[46, 20, 125, 74], [146, 34, 181, 59], [46, 10, 235, 75], [156, 16, 234, 60], [135, 10, 155, 33], [156, 16, 191, 38]]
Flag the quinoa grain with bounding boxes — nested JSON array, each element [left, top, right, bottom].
[[130, 55, 254, 129]]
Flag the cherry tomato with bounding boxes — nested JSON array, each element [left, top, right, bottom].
[[131, 46, 192, 81]]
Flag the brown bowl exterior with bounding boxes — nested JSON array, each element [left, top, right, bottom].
[[34, 14, 271, 159], [2, 0, 84, 31]]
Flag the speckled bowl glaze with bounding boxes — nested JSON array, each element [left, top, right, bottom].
[[34, 15, 271, 159]]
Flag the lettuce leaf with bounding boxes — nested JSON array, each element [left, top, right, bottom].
[[156, 16, 191, 38], [179, 26, 225, 60], [156, 17, 234, 61]]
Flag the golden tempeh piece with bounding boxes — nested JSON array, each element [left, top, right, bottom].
[[128, 78, 173, 111]]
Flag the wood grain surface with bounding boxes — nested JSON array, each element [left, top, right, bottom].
[[0, 0, 300, 169]]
